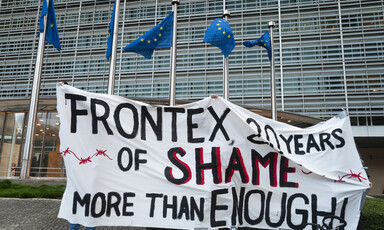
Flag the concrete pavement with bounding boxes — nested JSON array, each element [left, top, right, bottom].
[[0, 198, 68, 230], [0, 198, 145, 230], [0, 179, 146, 230]]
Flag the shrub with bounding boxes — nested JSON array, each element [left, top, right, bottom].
[[0, 180, 65, 199], [18, 190, 38, 198], [358, 197, 384, 230], [0, 179, 12, 189]]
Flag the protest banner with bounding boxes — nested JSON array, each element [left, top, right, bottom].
[[57, 84, 370, 229]]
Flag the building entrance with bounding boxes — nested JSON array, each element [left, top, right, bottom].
[[0, 111, 65, 177]]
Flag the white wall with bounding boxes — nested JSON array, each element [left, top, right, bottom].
[[352, 126, 384, 137]]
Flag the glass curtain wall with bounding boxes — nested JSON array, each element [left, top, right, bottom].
[[1, 0, 383, 122], [30, 112, 64, 177], [0, 111, 65, 177], [0, 113, 25, 177], [0, 0, 383, 177]]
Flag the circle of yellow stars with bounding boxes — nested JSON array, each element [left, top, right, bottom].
[[140, 26, 164, 44], [259, 39, 269, 47], [216, 20, 232, 39]]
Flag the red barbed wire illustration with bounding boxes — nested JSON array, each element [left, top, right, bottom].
[[93, 149, 113, 160], [335, 170, 367, 183], [299, 164, 365, 183], [301, 169, 312, 175], [61, 147, 112, 165], [79, 157, 92, 165], [299, 164, 313, 175], [300, 169, 325, 177]]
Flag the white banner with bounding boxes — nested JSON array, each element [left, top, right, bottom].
[[57, 84, 369, 229]]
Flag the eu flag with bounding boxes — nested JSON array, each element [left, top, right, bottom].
[[123, 12, 174, 59], [203, 18, 236, 58], [243, 31, 271, 60], [106, 1, 116, 61], [39, 0, 61, 51]]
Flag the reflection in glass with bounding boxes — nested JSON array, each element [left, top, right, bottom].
[[0, 113, 25, 177], [30, 112, 65, 177]]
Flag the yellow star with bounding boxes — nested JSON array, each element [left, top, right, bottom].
[[50, 24, 53, 28], [218, 27, 221, 30], [217, 24, 220, 26], [264, 43, 266, 46], [227, 35, 231, 38], [223, 31, 226, 35], [141, 38, 144, 42], [219, 20, 222, 22], [261, 40, 263, 42], [159, 33, 162, 37], [147, 40, 151, 43], [160, 27, 163, 30], [154, 38, 157, 42]]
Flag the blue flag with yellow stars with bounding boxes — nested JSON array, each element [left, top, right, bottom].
[[203, 18, 236, 58], [39, 0, 61, 51], [123, 12, 174, 59], [243, 31, 271, 60], [106, 1, 116, 61]]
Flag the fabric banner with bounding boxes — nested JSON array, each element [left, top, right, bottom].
[[57, 85, 369, 229]]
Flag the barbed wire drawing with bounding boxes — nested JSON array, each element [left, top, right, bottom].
[[299, 164, 366, 183], [61, 147, 112, 165], [335, 170, 367, 183]]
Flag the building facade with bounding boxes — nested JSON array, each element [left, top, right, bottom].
[[0, 0, 383, 194]]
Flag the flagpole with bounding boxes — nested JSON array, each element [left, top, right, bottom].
[[108, 0, 120, 95], [21, 0, 50, 179], [169, 0, 179, 106], [223, 9, 230, 100], [268, 21, 277, 121]]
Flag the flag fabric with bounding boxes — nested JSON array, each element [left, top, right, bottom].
[[243, 31, 271, 60], [203, 18, 236, 58], [39, 0, 61, 51], [123, 12, 174, 59], [39, 0, 48, 32], [106, 1, 116, 61]]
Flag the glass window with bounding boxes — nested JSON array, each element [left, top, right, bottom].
[[244, 0, 257, 9], [30, 112, 64, 177], [362, 11, 384, 28], [0, 113, 25, 177], [208, 1, 223, 12]]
